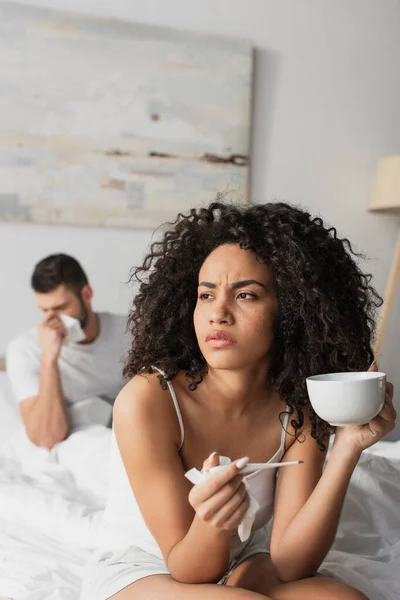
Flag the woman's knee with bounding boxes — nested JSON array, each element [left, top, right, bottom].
[[314, 577, 368, 600]]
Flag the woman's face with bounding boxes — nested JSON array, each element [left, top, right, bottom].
[[194, 244, 278, 371]]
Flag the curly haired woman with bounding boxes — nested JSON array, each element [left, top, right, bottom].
[[80, 201, 396, 600]]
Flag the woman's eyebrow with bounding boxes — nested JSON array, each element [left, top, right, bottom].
[[198, 281, 216, 288], [198, 280, 266, 289], [231, 280, 267, 289]]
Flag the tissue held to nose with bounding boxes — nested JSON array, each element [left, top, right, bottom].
[[59, 314, 86, 344]]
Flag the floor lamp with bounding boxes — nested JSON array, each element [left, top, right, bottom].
[[369, 155, 400, 359]]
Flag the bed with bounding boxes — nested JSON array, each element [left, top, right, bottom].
[[0, 371, 399, 600]]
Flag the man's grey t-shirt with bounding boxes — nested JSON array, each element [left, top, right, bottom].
[[6, 312, 128, 430]]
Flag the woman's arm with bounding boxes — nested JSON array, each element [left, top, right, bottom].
[[113, 375, 247, 584], [271, 382, 396, 583], [270, 429, 357, 582]]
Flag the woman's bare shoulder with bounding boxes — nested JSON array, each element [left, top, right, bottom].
[[113, 371, 182, 448], [115, 371, 163, 408]]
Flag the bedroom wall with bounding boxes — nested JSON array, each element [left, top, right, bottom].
[[1, 0, 400, 438]]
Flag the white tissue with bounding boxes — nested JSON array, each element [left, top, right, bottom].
[[59, 314, 86, 345], [185, 455, 260, 542]]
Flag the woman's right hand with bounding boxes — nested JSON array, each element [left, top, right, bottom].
[[188, 453, 250, 531]]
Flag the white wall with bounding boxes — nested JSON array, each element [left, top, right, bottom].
[[1, 0, 400, 438]]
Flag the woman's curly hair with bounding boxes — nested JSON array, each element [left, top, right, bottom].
[[124, 201, 382, 449]]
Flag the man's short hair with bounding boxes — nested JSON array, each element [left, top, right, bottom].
[[31, 254, 89, 295]]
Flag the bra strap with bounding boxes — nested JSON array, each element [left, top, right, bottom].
[[152, 366, 184, 450], [280, 407, 291, 450]]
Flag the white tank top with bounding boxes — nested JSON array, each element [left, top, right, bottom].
[[95, 373, 290, 559]]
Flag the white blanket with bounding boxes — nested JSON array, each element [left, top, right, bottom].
[[0, 426, 110, 600], [0, 372, 21, 444], [0, 424, 399, 600]]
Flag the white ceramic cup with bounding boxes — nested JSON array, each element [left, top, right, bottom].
[[306, 371, 386, 426]]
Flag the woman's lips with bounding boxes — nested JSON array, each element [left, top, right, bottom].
[[205, 331, 236, 348]]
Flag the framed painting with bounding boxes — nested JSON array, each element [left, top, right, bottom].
[[0, 2, 253, 229]]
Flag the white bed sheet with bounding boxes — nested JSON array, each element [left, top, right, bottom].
[[0, 372, 22, 445], [0, 422, 399, 600]]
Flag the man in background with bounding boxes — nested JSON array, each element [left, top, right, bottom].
[[6, 254, 128, 449]]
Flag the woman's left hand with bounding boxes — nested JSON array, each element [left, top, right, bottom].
[[334, 364, 396, 454]]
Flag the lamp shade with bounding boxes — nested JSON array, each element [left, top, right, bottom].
[[369, 156, 400, 213]]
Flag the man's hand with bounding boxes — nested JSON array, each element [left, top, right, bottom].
[[38, 314, 67, 362]]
